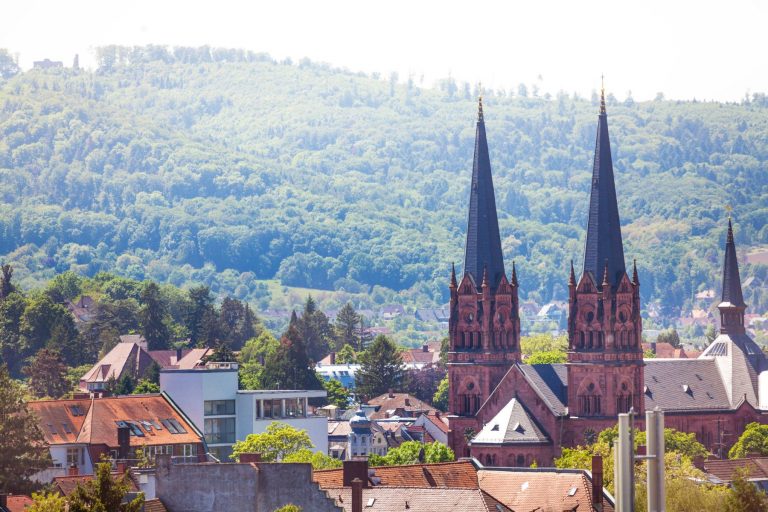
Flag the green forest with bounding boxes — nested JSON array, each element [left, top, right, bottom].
[[0, 45, 766, 321]]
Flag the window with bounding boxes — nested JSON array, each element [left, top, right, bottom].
[[204, 400, 235, 416], [284, 399, 306, 418], [182, 444, 198, 457], [264, 399, 282, 418], [204, 417, 236, 444], [66, 447, 82, 467], [255, 400, 261, 419]]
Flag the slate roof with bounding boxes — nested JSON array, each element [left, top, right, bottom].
[[473, 398, 550, 445], [326, 487, 509, 512], [478, 468, 614, 512], [643, 359, 731, 411], [463, 98, 505, 290], [516, 363, 568, 415], [313, 460, 479, 489], [721, 219, 746, 307], [700, 332, 765, 408], [582, 90, 626, 288]]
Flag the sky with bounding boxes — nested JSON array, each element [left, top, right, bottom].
[[2, 0, 766, 102]]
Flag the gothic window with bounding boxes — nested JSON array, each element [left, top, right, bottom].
[[616, 382, 633, 413], [516, 454, 525, 466], [578, 382, 602, 416], [578, 332, 585, 349]]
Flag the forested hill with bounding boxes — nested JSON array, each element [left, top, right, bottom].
[[0, 46, 766, 317]]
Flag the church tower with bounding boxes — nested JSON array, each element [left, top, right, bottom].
[[566, 88, 644, 418], [448, 99, 521, 426]]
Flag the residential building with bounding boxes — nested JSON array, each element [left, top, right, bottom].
[[0, 495, 34, 512], [28, 394, 206, 483], [160, 361, 327, 461], [446, 94, 768, 465], [366, 392, 435, 420]]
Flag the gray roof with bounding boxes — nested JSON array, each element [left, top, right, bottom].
[[644, 358, 731, 411], [472, 398, 550, 445], [701, 332, 766, 408], [517, 363, 568, 415]]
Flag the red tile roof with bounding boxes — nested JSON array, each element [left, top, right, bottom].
[[366, 393, 435, 420], [143, 499, 168, 512], [29, 395, 203, 448], [423, 411, 449, 434], [3, 495, 33, 512], [326, 487, 509, 512], [313, 460, 478, 489], [699, 457, 768, 482]]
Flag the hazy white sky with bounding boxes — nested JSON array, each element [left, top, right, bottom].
[[2, 0, 765, 101]]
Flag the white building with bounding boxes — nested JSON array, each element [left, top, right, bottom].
[[160, 362, 328, 461]]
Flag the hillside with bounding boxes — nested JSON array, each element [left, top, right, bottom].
[[0, 46, 767, 320]]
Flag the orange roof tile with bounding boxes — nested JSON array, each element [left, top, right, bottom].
[[142, 499, 168, 512], [53, 473, 138, 496], [314, 460, 478, 489], [366, 393, 435, 420], [4, 495, 33, 512], [30, 395, 202, 448], [478, 469, 603, 512], [700, 457, 768, 482]]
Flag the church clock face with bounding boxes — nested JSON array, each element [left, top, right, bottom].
[[466, 382, 475, 391]]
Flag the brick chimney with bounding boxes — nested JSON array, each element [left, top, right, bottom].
[[175, 347, 183, 364], [239, 453, 262, 463], [116, 461, 127, 474], [351, 478, 363, 512], [388, 389, 394, 398], [591, 455, 603, 508], [404, 398, 410, 407], [343, 459, 369, 488], [329, 352, 336, 364], [422, 344, 429, 352], [68, 464, 79, 476]]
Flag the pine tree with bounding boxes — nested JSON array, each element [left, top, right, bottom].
[[23, 348, 70, 398], [262, 319, 322, 390], [299, 295, 333, 362], [0, 365, 50, 493], [186, 286, 218, 347], [139, 281, 170, 350], [334, 302, 360, 350], [355, 335, 404, 399], [0, 264, 15, 299]]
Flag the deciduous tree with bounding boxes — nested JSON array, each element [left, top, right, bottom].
[[231, 421, 314, 462], [355, 335, 404, 399]]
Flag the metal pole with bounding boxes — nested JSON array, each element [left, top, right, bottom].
[[616, 413, 634, 512], [646, 409, 659, 512], [656, 410, 665, 512]]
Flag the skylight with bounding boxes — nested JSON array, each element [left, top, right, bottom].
[[567, 486, 578, 496]]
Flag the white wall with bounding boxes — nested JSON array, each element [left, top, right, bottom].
[[160, 369, 238, 433]]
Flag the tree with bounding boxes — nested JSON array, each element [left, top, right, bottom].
[[231, 421, 314, 462], [218, 297, 259, 350], [283, 448, 343, 469], [23, 349, 70, 398], [0, 50, 20, 80], [370, 441, 454, 466], [262, 320, 322, 390], [298, 295, 333, 362], [1, 264, 16, 298], [520, 333, 568, 357], [68, 461, 143, 512], [273, 506, 302, 512], [207, 342, 236, 363], [334, 303, 361, 350], [239, 331, 280, 390], [29, 491, 68, 512], [45, 271, 83, 303], [323, 379, 350, 409], [355, 335, 404, 399], [0, 292, 28, 376], [186, 285, 218, 347], [724, 467, 768, 512], [336, 344, 357, 364], [729, 422, 768, 459], [705, 324, 717, 346], [525, 350, 567, 364], [20, 294, 78, 364], [405, 366, 445, 404], [112, 373, 135, 395], [0, 365, 50, 493], [657, 328, 681, 348], [132, 379, 160, 394], [139, 281, 170, 350], [432, 376, 448, 411]]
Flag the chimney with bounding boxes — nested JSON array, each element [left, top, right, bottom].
[[68, 464, 79, 476], [388, 389, 394, 399], [351, 478, 363, 512], [239, 453, 262, 463], [404, 398, 410, 407], [422, 344, 428, 353], [116, 461, 127, 474], [176, 347, 183, 364], [343, 459, 369, 488], [591, 455, 603, 508], [651, 341, 657, 354], [329, 352, 336, 365], [117, 426, 131, 460]]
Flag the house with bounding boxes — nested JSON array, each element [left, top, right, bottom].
[[415, 306, 451, 325], [66, 296, 97, 323], [641, 342, 689, 359], [366, 392, 436, 420], [33, 59, 63, 69], [380, 305, 405, 320], [412, 410, 450, 445], [695, 456, 768, 492], [160, 361, 328, 461], [28, 394, 206, 483], [401, 344, 440, 366], [79, 339, 212, 392], [52, 469, 139, 496], [314, 458, 614, 512], [0, 495, 33, 512]]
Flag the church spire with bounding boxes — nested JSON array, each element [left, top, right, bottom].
[[582, 81, 625, 288], [721, 218, 746, 307], [463, 98, 505, 289]]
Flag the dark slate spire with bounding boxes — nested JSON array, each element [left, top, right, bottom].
[[463, 97, 505, 289], [721, 218, 746, 307], [582, 85, 625, 288]]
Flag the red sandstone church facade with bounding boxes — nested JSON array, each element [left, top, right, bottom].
[[446, 93, 768, 466]]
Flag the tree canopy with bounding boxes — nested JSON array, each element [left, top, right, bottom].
[[231, 421, 314, 462]]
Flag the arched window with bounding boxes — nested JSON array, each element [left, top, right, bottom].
[[578, 381, 602, 416]]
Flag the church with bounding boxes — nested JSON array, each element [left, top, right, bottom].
[[446, 92, 768, 466]]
